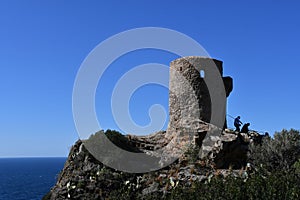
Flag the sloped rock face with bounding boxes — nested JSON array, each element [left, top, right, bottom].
[[44, 57, 247, 199], [44, 139, 141, 200], [206, 132, 249, 169], [44, 129, 258, 200]]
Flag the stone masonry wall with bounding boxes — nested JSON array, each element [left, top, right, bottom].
[[167, 56, 233, 133]]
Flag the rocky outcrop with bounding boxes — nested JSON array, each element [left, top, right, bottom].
[[44, 56, 256, 199], [43, 129, 262, 200]]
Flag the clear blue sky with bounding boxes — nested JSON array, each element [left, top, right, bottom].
[[0, 0, 299, 157]]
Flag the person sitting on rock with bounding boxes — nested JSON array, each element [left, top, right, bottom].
[[264, 132, 270, 137], [234, 116, 243, 132], [241, 123, 250, 134]]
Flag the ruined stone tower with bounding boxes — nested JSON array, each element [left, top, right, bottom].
[[167, 56, 233, 132]]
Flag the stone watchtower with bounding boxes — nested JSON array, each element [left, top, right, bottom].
[[167, 56, 233, 133]]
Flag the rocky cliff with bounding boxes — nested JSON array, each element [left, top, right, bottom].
[[43, 128, 263, 200], [44, 56, 261, 199]]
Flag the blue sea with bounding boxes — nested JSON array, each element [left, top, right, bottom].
[[0, 158, 66, 200]]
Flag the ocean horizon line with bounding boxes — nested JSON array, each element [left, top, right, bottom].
[[0, 156, 67, 159]]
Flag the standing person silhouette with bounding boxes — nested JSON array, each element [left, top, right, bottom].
[[234, 116, 243, 132]]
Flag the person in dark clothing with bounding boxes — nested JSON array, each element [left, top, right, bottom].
[[241, 123, 250, 134], [264, 132, 270, 137], [234, 116, 243, 132]]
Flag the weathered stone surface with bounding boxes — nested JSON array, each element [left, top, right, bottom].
[[44, 128, 263, 199], [44, 57, 261, 199], [167, 56, 233, 132]]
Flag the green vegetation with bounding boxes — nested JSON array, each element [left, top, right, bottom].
[[248, 129, 300, 171], [108, 170, 300, 200], [165, 171, 300, 200], [108, 129, 300, 199], [44, 129, 300, 200]]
